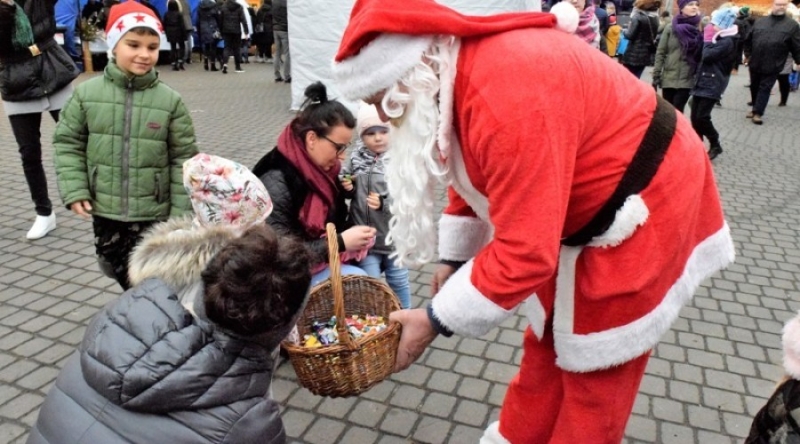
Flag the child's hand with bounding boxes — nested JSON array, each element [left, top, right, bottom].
[[341, 225, 377, 252], [341, 175, 354, 191], [366, 192, 381, 210], [70, 200, 93, 219]]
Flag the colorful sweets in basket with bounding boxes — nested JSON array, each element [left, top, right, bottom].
[[302, 315, 387, 348]]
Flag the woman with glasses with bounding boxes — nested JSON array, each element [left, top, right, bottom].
[[253, 81, 375, 285]]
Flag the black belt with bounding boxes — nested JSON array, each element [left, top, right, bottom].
[[0, 38, 59, 64], [562, 95, 677, 247]]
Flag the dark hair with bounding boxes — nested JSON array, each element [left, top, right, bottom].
[[168, 0, 179, 11], [202, 225, 312, 337], [290, 81, 356, 140], [633, 0, 661, 10]]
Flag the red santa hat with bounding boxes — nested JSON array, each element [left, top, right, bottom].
[[331, 0, 579, 101], [105, 1, 164, 54]]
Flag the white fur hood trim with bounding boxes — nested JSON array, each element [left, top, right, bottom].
[[128, 217, 240, 291], [332, 34, 434, 102]]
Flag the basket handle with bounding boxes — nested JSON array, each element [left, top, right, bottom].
[[326, 223, 358, 351]]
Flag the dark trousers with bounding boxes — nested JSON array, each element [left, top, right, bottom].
[[170, 40, 186, 66], [749, 69, 779, 116], [778, 73, 791, 105], [92, 216, 155, 290], [8, 111, 59, 216], [662, 88, 691, 114], [690, 96, 720, 147], [624, 64, 645, 79], [202, 42, 222, 64], [222, 33, 242, 69]]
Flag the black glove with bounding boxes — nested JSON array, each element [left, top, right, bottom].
[[652, 78, 661, 90]]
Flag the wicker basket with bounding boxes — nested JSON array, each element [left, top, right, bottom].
[[282, 223, 402, 398]]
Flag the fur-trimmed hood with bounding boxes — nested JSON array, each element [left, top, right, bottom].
[[129, 217, 237, 289]]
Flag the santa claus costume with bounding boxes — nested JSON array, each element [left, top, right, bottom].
[[332, 0, 735, 442]]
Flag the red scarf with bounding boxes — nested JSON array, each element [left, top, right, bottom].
[[276, 124, 341, 238]]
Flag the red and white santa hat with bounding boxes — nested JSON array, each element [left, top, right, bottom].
[[105, 0, 164, 54], [331, 0, 579, 102]]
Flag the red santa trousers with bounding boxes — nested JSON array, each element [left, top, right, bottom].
[[498, 326, 650, 443]]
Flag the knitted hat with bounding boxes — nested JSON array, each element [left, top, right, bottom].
[[738, 6, 750, 17], [183, 154, 273, 229], [711, 7, 737, 29], [677, 0, 698, 11], [105, 0, 164, 53], [609, 14, 617, 25], [357, 102, 390, 137], [331, 0, 578, 101]]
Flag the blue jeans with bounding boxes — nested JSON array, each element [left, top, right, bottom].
[[310, 264, 367, 287], [358, 253, 411, 309]]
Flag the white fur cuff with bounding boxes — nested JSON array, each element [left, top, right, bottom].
[[332, 34, 434, 101], [431, 260, 515, 337], [480, 421, 511, 444], [783, 313, 800, 379], [438, 214, 491, 261]]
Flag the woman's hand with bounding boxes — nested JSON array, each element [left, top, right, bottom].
[[70, 200, 93, 219], [341, 225, 376, 251], [340, 176, 353, 191]]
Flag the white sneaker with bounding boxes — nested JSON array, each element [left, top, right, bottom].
[[255, 56, 263, 63], [26, 213, 56, 240]]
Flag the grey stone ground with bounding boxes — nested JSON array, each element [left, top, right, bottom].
[[0, 57, 797, 444]]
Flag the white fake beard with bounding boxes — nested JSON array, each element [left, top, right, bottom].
[[384, 81, 446, 267]]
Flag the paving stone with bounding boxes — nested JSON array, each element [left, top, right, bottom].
[[0, 423, 25, 443], [453, 400, 490, 427], [625, 415, 657, 442], [412, 416, 451, 444], [421, 392, 457, 418], [282, 409, 315, 439], [703, 387, 745, 414], [652, 397, 685, 423], [339, 426, 379, 444], [661, 422, 695, 444], [425, 349, 458, 370], [303, 417, 345, 444], [378, 407, 419, 437], [348, 400, 387, 428], [389, 385, 425, 410], [0, 392, 44, 419], [688, 405, 722, 432], [15, 366, 59, 391], [452, 355, 485, 377], [457, 377, 490, 401]]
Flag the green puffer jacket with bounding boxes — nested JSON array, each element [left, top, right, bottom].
[[652, 24, 698, 89], [54, 62, 198, 222]]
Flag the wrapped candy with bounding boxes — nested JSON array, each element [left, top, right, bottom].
[[302, 314, 388, 348]]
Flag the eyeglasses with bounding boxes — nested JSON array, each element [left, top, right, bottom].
[[320, 135, 350, 154]]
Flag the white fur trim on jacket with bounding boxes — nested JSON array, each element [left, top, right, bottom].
[[438, 214, 491, 262], [431, 259, 517, 337], [587, 194, 649, 248], [480, 421, 512, 444], [332, 34, 434, 102], [554, 223, 736, 372], [521, 295, 547, 339], [783, 313, 800, 379], [549, 1, 580, 34]]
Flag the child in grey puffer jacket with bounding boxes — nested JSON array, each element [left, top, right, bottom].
[[340, 104, 411, 308]]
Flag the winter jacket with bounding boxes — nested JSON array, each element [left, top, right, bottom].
[[197, 0, 221, 45], [163, 8, 188, 44], [253, 148, 351, 269], [0, 0, 79, 102], [341, 145, 394, 254], [606, 24, 622, 57], [622, 10, 659, 67], [745, 377, 800, 444], [27, 277, 287, 444], [691, 34, 738, 101], [256, 2, 274, 36], [272, 0, 287, 32], [653, 23, 700, 89], [744, 13, 800, 75], [54, 61, 198, 222], [220, 0, 249, 35]]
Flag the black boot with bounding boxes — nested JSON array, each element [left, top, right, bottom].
[[708, 143, 723, 161], [172, 62, 179, 71], [210, 62, 218, 71], [179, 60, 185, 71], [204, 57, 209, 71]]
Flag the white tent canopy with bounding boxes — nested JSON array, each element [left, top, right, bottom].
[[287, 0, 540, 110]]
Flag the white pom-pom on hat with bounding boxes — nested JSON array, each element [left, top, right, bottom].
[[783, 312, 800, 379], [550, 1, 580, 34]]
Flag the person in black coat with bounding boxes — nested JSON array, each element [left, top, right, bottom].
[[732, 6, 751, 74], [253, 82, 375, 283], [743, 0, 800, 124], [621, 0, 661, 78], [197, 0, 221, 70], [254, 0, 274, 62], [690, 8, 739, 161], [0, 0, 79, 240], [163, 0, 188, 70], [219, 0, 249, 73]]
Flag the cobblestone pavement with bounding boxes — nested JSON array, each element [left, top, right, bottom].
[[0, 57, 798, 444]]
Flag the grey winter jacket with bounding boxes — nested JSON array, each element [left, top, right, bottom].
[[341, 144, 393, 255], [28, 219, 292, 444]]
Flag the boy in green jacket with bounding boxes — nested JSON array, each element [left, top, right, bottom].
[[54, 1, 198, 290]]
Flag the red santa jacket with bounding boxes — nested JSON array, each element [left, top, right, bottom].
[[431, 27, 735, 372]]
